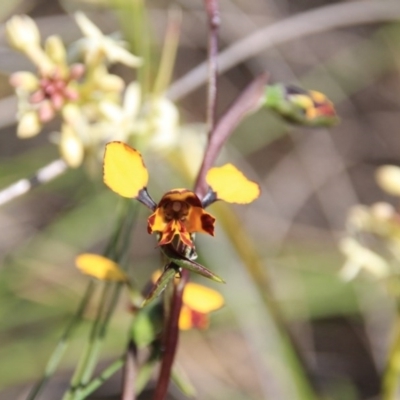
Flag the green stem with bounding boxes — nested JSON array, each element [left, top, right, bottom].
[[62, 201, 138, 399], [116, 201, 140, 264], [76, 356, 125, 400], [62, 282, 112, 400], [26, 281, 96, 400], [171, 363, 196, 398], [65, 262, 130, 400], [383, 312, 400, 400], [64, 281, 126, 400], [116, 0, 152, 96], [135, 352, 159, 394], [104, 199, 132, 259], [153, 8, 181, 96]]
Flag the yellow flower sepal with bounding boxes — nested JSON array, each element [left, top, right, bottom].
[[103, 141, 149, 199], [183, 282, 224, 313], [205, 163, 260, 204], [103, 142, 156, 210], [75, 253, 128, 282], [180, 283, 224, 330]]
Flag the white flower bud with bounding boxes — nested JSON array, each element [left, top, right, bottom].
[[376, 165, 400, 197], [6, 15, 41, 51], [45, 35, 66, 65], [9, 72, 39, 92], [17, 111, 41, 138], [60, 124, 84, 168]]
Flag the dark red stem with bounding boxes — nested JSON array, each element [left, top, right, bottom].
[[204, 0, 220, 135], [195, 72, 269, 197], [152, 268, 189, 400]]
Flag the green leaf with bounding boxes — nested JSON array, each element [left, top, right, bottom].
[[141, 267, 176, 307], [131, 302, 163, 348], [172, 363, 197, 398], [161, 245, 226, 283]]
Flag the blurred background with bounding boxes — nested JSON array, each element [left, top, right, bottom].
[[1, 0, 400, 399]]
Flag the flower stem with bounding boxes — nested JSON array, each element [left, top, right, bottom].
[[118, 0, 152, 96], [25, 280, 95, 400], [76, 356, 125, 400], [203, 0, 220, 136], [62, 282, 112, 400], [152, 268, 189, 400], [62, 200, 138, 399], [194, 73, 268, 197], [153, 7, 182, 97], [135, 348, 160, 394], [64, 280, 126, 400]]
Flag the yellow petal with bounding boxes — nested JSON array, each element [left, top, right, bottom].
[[183, 282, 224, 313], [376, 165, 400, 197], [179, 306, 209, 330], [186, 206, 215, 236], [148, 208, 166, 233], [205, 164, 260, 204], [103, 141, 149, 198], [178, 305, 193, 330], [291, 94, 314, 110], [75, 253, 128, 282], [309, 90, 328, 104]]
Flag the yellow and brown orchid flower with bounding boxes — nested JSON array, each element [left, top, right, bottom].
[[147, 189, 215, 248], [103, 141, 260, 249]]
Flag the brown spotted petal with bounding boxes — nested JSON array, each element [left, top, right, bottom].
[[147, 207, 166, 234], [147, 189, 216, 247], [159, 220, 193, 248], [186, 206, 215, 236]]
